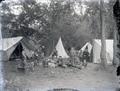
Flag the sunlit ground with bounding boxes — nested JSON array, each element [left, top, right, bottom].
[[2, 60, 119, 91]]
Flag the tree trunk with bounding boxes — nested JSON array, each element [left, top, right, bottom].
[[100, 0, 107, 69], [113, 0, 120, 66]]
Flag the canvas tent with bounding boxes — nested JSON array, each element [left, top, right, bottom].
[[0, 36, 35, 61], [80, 42, 92, 53], [0, 37, 23, 61], [93, 39, 113, 64], [51, 37, 69, 58]]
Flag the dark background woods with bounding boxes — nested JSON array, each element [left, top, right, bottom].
[[1, 0, 116, 55]]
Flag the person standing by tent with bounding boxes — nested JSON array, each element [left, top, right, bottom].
[[41, 45, 45, 56], [79, 50, 83, 61], [33, 51, 39, 66], [70, 47, 76, 66], [52, 48, 58, 58], [16, 48, 28, 70], [82, 46, 89, 67], [22, 48, 28, 60], [22, 49, 28, 68]]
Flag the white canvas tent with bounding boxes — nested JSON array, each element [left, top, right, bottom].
[[80, 42, 92, 53], [0, 37, 23, 61], [0, 36, 35, 61], [51, 37, 69, 58], [93, 39, 113, 64]]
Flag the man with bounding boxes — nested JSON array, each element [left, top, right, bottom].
[[82, 46, 89, 67], [41, 45, 45, 56], [52, 48, 58, 58], [33, 51, 39, 66], [22, 49, 27, 60], [79, 50, 83, 62], [22, 49, 28, 69], [70, 47, 76, 65]]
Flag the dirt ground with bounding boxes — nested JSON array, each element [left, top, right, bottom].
[[3, 61, 119, 91]]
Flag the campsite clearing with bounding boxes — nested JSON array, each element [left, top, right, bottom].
[[4, 61, 118, 91]]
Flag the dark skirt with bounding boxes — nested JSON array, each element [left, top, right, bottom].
[[117, 66, 120, 76]]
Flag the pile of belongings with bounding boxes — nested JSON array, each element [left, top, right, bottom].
[[42, 56, 82, 69], [42, 57, 68, 68]]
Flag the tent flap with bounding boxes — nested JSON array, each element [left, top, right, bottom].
[[80, 42, 92, 53], [0, 36, 23, 61]]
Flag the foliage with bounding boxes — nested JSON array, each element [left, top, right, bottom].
[[1, 0, 115, 55]]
